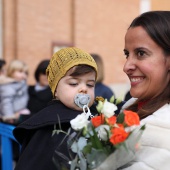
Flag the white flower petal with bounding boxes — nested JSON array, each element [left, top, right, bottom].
[[96, 125, 110, 141], [70, 113, 89, 131], [101, 100, 118, 118]]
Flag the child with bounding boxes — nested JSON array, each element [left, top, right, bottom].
[[27, 59, 53, 117], [13, 47, 98, 170], [0, 59, 30, 124]]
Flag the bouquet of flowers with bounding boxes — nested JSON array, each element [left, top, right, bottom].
[[68, 97, 145, 170]]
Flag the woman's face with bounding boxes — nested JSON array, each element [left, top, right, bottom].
[[123, 26, 170, 100]]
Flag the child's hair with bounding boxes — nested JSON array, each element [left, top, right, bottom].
[[0, 59, 6, 70], [0, 59, 6, 74], [46, 47, 98, 96], [34, 59, 50, 82], [7, 60, 28, 77], [69, 65, 96, 77]]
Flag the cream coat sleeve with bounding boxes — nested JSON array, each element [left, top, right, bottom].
[[120, 104, 170, 170]]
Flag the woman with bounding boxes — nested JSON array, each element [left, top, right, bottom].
[[122, 11, 170, 170]]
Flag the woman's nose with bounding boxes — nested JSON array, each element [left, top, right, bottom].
[[123, 57, 136, 74]]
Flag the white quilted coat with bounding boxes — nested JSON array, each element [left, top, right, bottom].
[[121, 99, 170, 170]]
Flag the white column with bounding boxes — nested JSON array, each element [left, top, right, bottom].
[[140, 0, 151, 14], [0, 0, 3, 59]]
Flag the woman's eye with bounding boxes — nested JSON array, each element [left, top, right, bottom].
[[124, 50, 129, 58], [137, 50, 145, 57]]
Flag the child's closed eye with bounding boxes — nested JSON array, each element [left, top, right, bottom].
[[69, 83, 78, 86], [87, 84, 94, 87]]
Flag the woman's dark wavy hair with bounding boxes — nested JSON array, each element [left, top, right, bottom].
[[125, 11, 170, 119], [35, 60, 50, 82]]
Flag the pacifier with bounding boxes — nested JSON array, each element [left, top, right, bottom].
[[74, 94, 91, 108]]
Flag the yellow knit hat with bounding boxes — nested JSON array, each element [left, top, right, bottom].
[[46, 47, 98, 96]]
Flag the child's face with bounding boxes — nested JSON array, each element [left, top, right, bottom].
[[55, 69, 96, 111], [39, 73, 49, 86], [11, 70, 27, 81]]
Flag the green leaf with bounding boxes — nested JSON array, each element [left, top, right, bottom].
[[70, 141, 78, 153], [96, 101, 103, 113], [140, 124, 146, 131], [116, 113, 125, 123], [70, 154, 87, 170], [89, 127, 104, 150], [109, 95, 115, 103], [77, 137, 87, 151], [115, 98, 122, 105], [83, 143, 92, 154]]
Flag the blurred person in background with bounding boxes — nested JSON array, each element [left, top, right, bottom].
[[91, 53, 115, 100], [0, 59, 14, 84], [0, 59, 6, 76], [0, 59, 30, 125], [27, 59, 52, 117]]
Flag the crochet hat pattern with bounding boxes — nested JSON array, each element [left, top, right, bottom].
[[46, 47, 98, 96]]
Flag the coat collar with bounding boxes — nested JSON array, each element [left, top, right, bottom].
[[13, 100, 85, 144], [17, 100, 83, 129], [13, 100, 98, 144]]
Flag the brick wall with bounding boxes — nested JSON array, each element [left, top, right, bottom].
[[2, 0, 170, 97]]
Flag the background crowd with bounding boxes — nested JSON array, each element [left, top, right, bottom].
[[0, 59, 53, 125], [0, 55, 116, 126]]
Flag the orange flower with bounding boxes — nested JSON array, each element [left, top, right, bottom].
[[91, 115, 104, 127], [107, 116, 117, 125], [117, 123, 124, 128], [124, 110, 140, 126], [110, 127, 129, 145]]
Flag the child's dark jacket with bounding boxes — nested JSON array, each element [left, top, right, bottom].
[[13, 100, 97, 170]]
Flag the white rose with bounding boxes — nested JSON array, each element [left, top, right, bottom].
[[101, 99, 117, 118], [70, 113, 89, 131], [97, 125, 110, 141]]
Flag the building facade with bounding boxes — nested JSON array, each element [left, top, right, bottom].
[[1, 0, 170, 97]]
